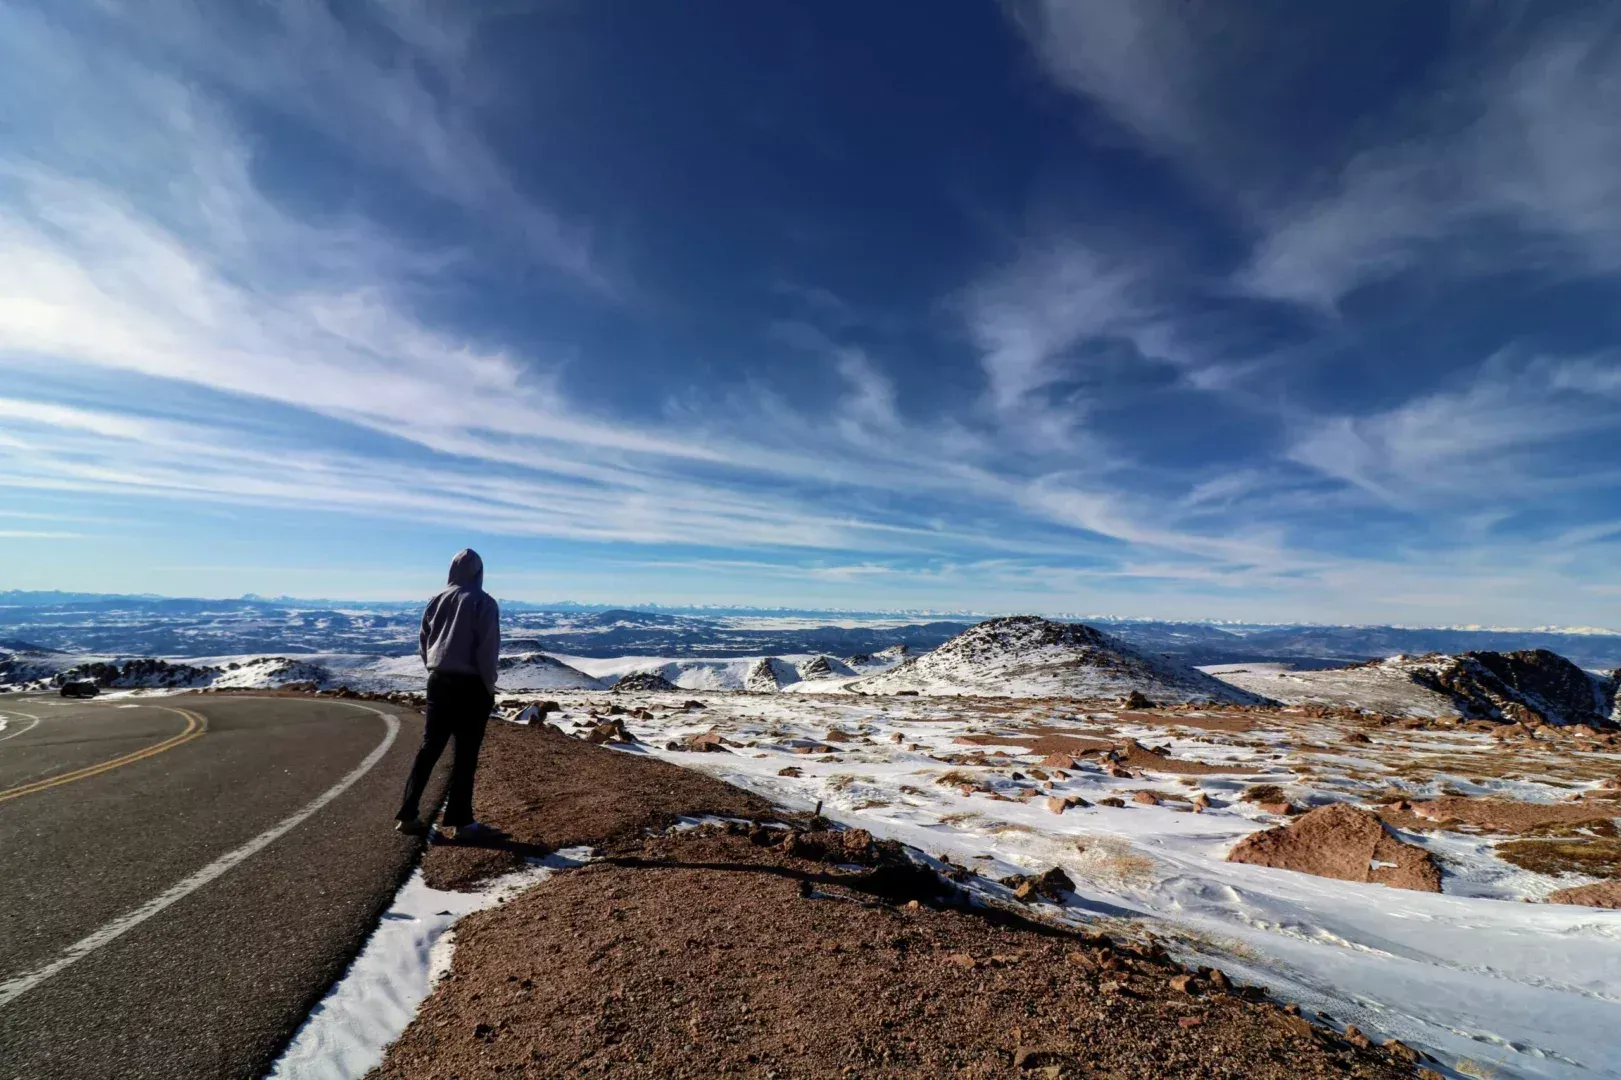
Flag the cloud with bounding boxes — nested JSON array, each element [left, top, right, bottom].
[[1286, 352, 1621, 506], [1241, 10, 1621, 308]]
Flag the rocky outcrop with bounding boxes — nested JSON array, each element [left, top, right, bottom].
[[1227, 804, 1442, 892], [54, 657, 220, 689], [1410, 649, 1617, 728], [744, 657, 799, 693], [796, 654, 855, 680], [613, 671, 678, 693]]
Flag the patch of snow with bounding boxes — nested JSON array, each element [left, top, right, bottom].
[[268, 848, 591, 1080]]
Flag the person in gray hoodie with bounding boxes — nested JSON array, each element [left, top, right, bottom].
[[395, 549, 501, 840]]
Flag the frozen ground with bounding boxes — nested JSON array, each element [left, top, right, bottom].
[[1206, 661, 1465, 718], [519, 689, 1621, 1080]]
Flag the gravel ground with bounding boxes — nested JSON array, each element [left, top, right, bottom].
[[370, 722, 1429, 1080]]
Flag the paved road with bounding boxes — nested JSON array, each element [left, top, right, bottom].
[[0, 693, 441, 1080]]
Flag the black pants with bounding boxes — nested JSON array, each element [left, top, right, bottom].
[[396, 671, 492, 827]]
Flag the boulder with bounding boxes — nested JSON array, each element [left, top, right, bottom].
[[1227, 804, 1441, 892]]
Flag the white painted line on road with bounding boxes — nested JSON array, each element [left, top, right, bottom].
[[0, 705, 401, 1009], [0, 714, 42, 743]]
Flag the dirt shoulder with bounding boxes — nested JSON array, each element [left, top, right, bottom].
[[373, 722, 1425, 1080], [419, 721, 775, 890]]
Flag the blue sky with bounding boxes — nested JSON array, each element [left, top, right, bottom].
[[2, 1, 1620, 625]]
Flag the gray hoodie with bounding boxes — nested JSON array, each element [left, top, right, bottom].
[[419, 549, 500, 695]]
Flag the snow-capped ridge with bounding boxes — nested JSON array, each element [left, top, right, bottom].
[[850, 616, 1260, 702]]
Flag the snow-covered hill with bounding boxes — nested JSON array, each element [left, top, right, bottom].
[[1211, 650, 1619, 726], [850, 616, 1261, 702], [495, 652, 606, 691]]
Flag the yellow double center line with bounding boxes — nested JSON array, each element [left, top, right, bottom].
[[0, 707, 208, 803]]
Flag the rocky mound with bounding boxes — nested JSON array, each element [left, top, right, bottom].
[[1410, 649, 1617, 728], [744, 656, 800, 693], [1228, 804, 1441, 892], [54, 657, 220, 689], [796, 654, 855, 680], [613, 670, 678, 693], [495, 653, 605, 691], [1214, 650, 1619, 726], [851, 616, 1261, 702], [844, 643, 910, 673]]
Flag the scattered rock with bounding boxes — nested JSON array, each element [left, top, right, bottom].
[[1122, 690, 1154, 709], [1097, 796, 1126, 808], [1227, 804, 1442, 892], [584, 718, 634, 745], [677, 728, 730, 753], [1003, 866, 1074, 903], [1132, 790, 1161, 806], [777, 766, 803, 778]]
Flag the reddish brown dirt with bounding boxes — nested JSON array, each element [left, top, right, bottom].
[[1404, 795, 1621, 834], [1377, 795, 1621, 836], [370, 829, 1414, 1080], [1547, 880, 1621, 909], [952, 731, 1251, 775], [1228, 804, 1443, 892], [419, 722, 774, 890], [1114, 709, 1257, 733], [954, 732, 1114, 755], [1116, 739, 1253, 776]]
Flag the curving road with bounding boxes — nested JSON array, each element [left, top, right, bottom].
[[0, 693, 440, 1079]]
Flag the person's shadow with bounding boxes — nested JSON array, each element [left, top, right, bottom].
[[429, 827, 551, 862]]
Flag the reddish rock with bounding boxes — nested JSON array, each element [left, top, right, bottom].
[[681, 728, 730, 753], [1045, 796, 1070, 815], [1547, 880, 1621, 909], [1227, 804, 1442, 892], [776, 766, 802, 777], [1132, 790, 1162, 806], [1256, 801, 1297, 816], [1041, 752, 1078, 769]]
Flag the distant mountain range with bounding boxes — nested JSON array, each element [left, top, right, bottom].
[[2, 590, 1619, 669]]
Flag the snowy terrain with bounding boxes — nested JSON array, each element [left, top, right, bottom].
[[852, 616, 1260, 702], [1211, 652, 1620, 726], [525, 688, 1621, 1080], [7, 590, 1621, 666]]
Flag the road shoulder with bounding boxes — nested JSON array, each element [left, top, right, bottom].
[[374, 722, 1428, 1079]]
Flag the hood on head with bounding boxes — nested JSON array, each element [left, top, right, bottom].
[[447, 548, 483, 590]]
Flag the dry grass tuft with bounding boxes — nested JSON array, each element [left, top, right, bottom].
[[1072, 834, 1156, 886]]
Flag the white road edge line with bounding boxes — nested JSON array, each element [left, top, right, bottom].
[[0, 714, 42, 743], [0, 704, 400, 1009]]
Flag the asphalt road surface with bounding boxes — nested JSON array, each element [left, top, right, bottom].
[[0, 692, 442, 1080]]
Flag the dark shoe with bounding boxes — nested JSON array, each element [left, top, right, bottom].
[[395, 818, 431, 837]]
